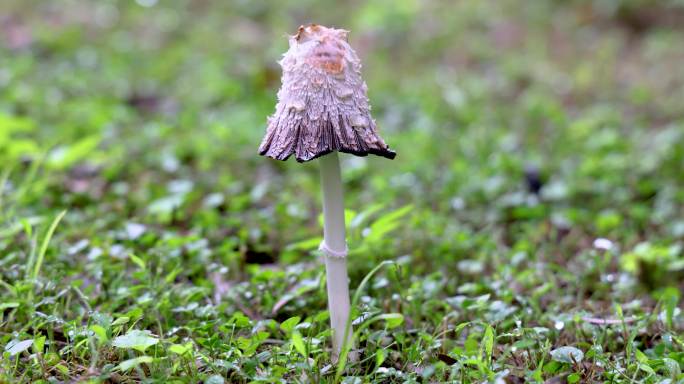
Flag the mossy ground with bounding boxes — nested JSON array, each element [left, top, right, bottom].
[[1, 1, 683, 383]]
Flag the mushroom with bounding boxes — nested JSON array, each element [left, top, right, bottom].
[[259, 24, 395, 359]]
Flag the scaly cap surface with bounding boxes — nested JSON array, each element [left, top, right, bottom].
[[258, 24, 396, 162]]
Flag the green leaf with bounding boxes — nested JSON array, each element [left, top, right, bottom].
[[117, 355, 153, 372], [314, 311, 329, 323], [0, 302, 19, 311], [543, 360, 562, 374], [286, 237, 322, 251], [235, 331, 268, 356], [128, 253, 146, 271], [465, 333, 479, 355], [567, 373, 581, 383], [168, 343, 192, 355], [634, 348, 648, 364], [111, 316, 130, 326], [280, 316, 301, 334], [291, 331, 307, 357], [638, 361, 655, 375], [112, 330, 159, 353], [513, 338, 536, 349], [33, 336, 46, 354], [454, 322, 470, 334], [228, 312, 251, 328], [375, 348, 387, 369], [663, 357, 681, 377], [366, 205, 413, 242], [377, 313, 404, 328], [661, 287, 679, 329], [236, 337, 251, 350], [463, 358, 483, 368], [89, 324, 108, 343], [0, 113, 39, 161], [481, 325, 494, 363], [165, 267, 183, 284], [47, 136, 100, 170], [126, 308, 144, 320], [55, 364, 69, 375]]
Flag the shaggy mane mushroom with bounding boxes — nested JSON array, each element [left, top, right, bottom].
[[258, 24, 396, 361]]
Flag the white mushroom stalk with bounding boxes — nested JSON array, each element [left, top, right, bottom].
[[258, 24, 395, 360], [318, 152, 352, 358]]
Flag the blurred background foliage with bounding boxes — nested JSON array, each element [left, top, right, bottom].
[[2, 0, 682, 264], [1, 0, 684, 382]]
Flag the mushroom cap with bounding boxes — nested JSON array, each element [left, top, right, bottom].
[[259, 24, 396, 163]]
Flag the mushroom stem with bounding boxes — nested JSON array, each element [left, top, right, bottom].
[[319, 152, 353, 360]]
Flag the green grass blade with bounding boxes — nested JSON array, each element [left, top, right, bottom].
[[31, 210, 67, 281], [335, 260, 395, 382]]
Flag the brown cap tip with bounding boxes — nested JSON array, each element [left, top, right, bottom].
[[259, 24, 396, 163]]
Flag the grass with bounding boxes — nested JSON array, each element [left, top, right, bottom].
[[1, 0, 684, 382]]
